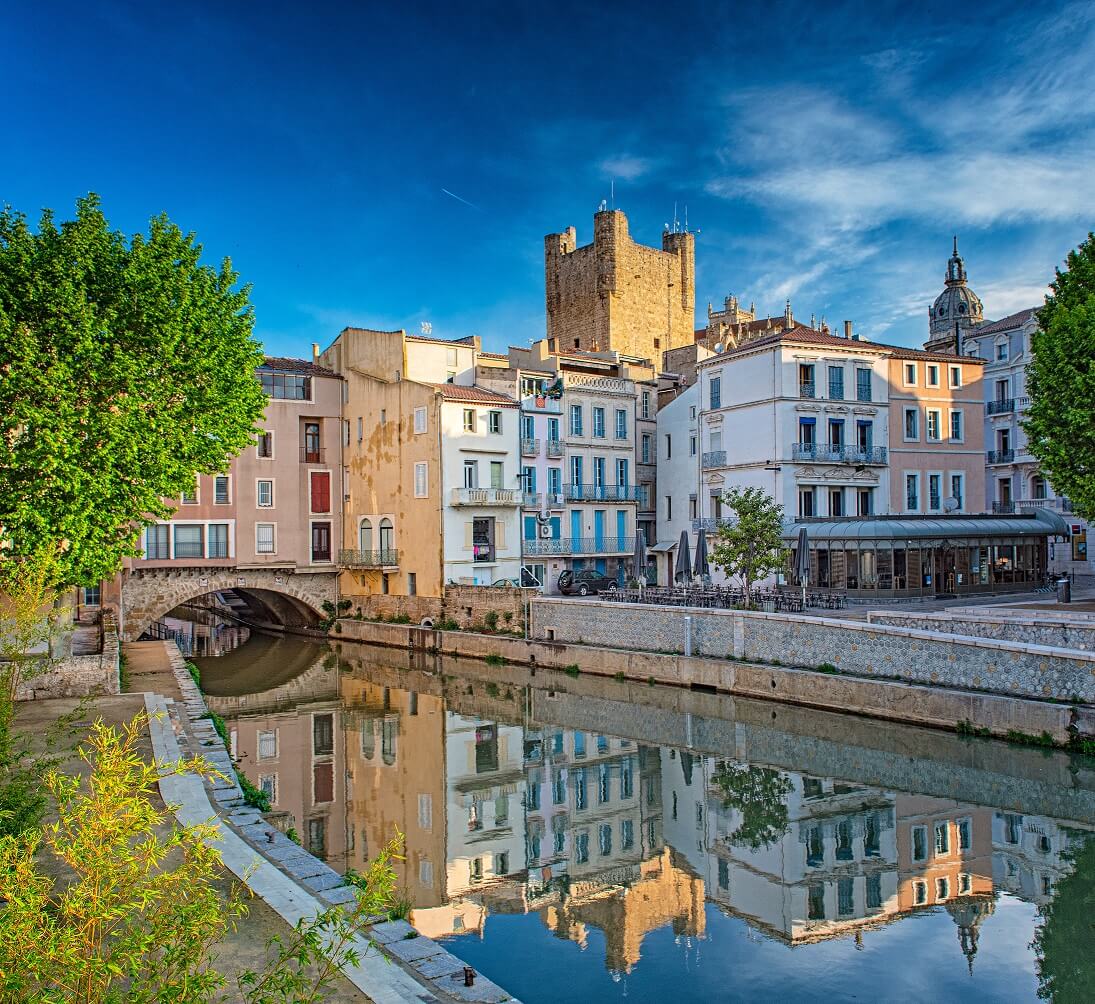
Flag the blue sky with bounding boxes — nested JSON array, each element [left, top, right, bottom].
[[5, 1, 1094, 355]]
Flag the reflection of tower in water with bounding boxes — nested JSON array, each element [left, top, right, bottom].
[[947, 896, 996, 975]]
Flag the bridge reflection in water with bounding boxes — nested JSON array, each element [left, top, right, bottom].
[[196, 636, 1095, 1003]]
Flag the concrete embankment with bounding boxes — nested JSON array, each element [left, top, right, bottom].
[[332, 616, 1089, 744]]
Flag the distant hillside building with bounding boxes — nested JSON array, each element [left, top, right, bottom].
[[544, 209, 694, 360]]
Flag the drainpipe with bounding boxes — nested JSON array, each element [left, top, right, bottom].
[[683, 614, 693, 657]]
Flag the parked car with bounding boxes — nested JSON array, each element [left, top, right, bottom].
[[491, 577, 521, 587], [557, 569, 617, 596]]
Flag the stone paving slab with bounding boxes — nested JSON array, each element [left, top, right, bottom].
[[368, 919, 417, 944], [413, 950, 467, 979], [442, 976, 514, 1003], [299, 869, 347, 893], [388, 935, 446, 963], [320, 886, 360, 907]]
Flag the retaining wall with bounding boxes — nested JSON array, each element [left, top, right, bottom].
[[14, 615, 120, 701], [341, 584, 529, 631], [867, 610, 1095, 654], [529, 598, 1095, 703]]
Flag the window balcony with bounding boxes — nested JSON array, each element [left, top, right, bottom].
[[991, 502, 1016, 514], [702, 450, 727, 469], [546, 439, 564, 458], [450, 487, 522, 506], [300, 447, 326, 464], [521, 437, 540, 456], [799, 382, 816, 399], [522, 492, 542, 508], [565, 484, 646, 503], [522, 535, 635, 556], [1016, 496, 1073, 512], [791, 444, 887, 465], [987, 449, 1015, 465], [339, 548, 399, 568], [692, 517, 733, 532], [987, 398, 1015, 416]]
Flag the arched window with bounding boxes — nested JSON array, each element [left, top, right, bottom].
[[359, 518, 373, 553], [360, 721, 375, 760], [379, 518, 394, 556], [1032, 475, 1048, 500]]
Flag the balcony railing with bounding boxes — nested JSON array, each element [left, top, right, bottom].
[[522, 535, 635, 556], [992, 502, 1015, 514], [521, 437, 540, 456], [450, 487, 521, 506], [339, 548, 399, 568], [565, 484, 646, 503], [987, 398, 1015, 416], [791, 444, 888, 465], [522, 492, 541, 508], [799, 382, 816, 399], [987, 449, 1015, 465], [702, 450, 727, 469], [1016, 497, 1073, 512], [300, 447, 325, 464], [692, 517, 734, 532], [546, 439, 564, 458]]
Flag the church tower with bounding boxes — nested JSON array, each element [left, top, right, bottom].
[[925, 237, 984, 354]]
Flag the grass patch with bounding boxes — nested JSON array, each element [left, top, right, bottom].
[[237, 771, 271, 812], [185, 660, 201, 687], [562, 664, 580, 678], [436, 617, 459, 632], [816, 662, 839, 674], [485, 655, 506, 668], [485, 682, 500, 697], [118, 653, 130, 691], [286, 826, 301, 845], [1005, 728, 1056, 749], [648, 676, 656, 687], [957, 719, 991, 738], [614, 671, 626, 682], [1069, 736, 1095, 756]]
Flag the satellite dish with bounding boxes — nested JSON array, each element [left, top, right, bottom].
[[714, 342, 725, 354], [943, 497, 959, 512]]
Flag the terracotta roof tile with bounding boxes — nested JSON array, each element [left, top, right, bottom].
[[260, 356, 340, 377], [429, 383, 519, 407], [975, 307, 1041, 336], [704, 326, 980, 364], [406, 333, 478, 347]]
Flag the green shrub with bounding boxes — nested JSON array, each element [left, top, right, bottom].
[[485, 681, 500, 696], [502, 611, 513, 624], [238, 771, 271, 812], [957, 719, 990, 738], [286, 826, 301, 845], [389, 613, 412, 625], [485, 655, 505, 668], [614, 671, 626, 682], [816, 663, 839, 674], [186, 661, 201, 687], [562, 664, 580, 678], [436, 617, 459, 632], [483, 610, 499, 631]]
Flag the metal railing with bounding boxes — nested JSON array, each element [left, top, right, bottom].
[[522, 492, 542, 508], [692, 517, 734, 532], [546, 439, 564, 458], [799, 382, 816, 398], [521, 437, 540, 456], [702, 450, 727, 469], [299, 447, 325, 463], [339, 548, 399, 567], [791, 444, 888, 464], [450, 487, 521, 505], [987, 449, 1015, 465], [522, 535, 635, 556], [565, 484, 646, 503], [987, 398, 1015, 415]]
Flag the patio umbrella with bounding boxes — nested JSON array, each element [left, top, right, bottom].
[[674, 530, 692, 584], [794, 526, 810, 607], [633, 528, 648, 591], [693, 529, 710, 583]]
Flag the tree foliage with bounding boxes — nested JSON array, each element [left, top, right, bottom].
[[711, 487, 787, 607], [1024, 233, 1095, 520], [0, 194, 267, 587], [712, 762, 794, 851], [1032, 831, 1095, 1001]]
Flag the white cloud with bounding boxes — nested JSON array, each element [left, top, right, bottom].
[[598, 155, 655, 181]]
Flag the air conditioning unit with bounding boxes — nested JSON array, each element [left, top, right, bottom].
[[539, 524, 553, 538]]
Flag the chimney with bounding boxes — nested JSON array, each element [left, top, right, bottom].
[[311, 342, 320, 363], [843, 320, 853, 339]]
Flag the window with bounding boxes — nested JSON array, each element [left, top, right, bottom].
[[828, 418, 844, 448], [927, 364, 940, 387], [808, 884, 825, 920], [311, 522, 332, 562], [929, 474, 942, 512], [257, 730, 277, 760], [926, 409, 941, 441], [828, 366, 844, 400], [799, 486, 816, 518], [641, 433, 652, 464], [145, 524, 169, 559], [407, 572, 416, 595], [710, 375, 722, 409], [593, 456, 606, 488], [592, 407, 605, 438], [470, 857, 483, 880], [259, 774, 277, 805], [343, 419, 350, 447], [356, 417, 363, 443], [463, 459, 479, 489], [599, 823, 612, 856], [472, 517, 495, 563], [313, 714, 334, 755], [598, 764, 610, 803], [488, 410, 502, 434], [665, 433, 672, 458], [210, 475, 229, 505], [912, 825, 928, 862], [575, 832, 589, 864], [856, 368, 872, 402], [463, 408, 475, 432], [548, 467, 562, 496], [996, 340, 1008, 361], [207, 523, 229, 558], [665, 496, 672, 521], [936, 877, 949, 901], [495, 852, 509, 875], [799, 363, 816, 397], [959, 873, 971, 894], [689, 497, 697, 519], [420, 860, 433, 886], [799, 416, 816, 446], [838, 877, 854, 916], [310, 471, 331, 513], [256, 523, 276, 554], [905, 474, 920, 511], [303, 422, 321, 463], [616, 458, 628, 486], [522, 465, 537, 493], [174, 525, 204, 559], [446, 347, 458, 368], [913, 880, 927, 906], [806, 826, 823, 867], [495, 794, 509, 827], [490, 461, 504, 490], [950, 474, 964, 510], [950, 410, 963, 441], [690, 435, 697, 457], [570, 455, 583, 486], [414, 407, 427, 434], [934, 820, 950, 855], [257, 432, 274, 458], [904, 407, 919, 440], [622, 818, 635, 851], [181, 479, 199, 505], [575, 768, 587, 810], [620, 758, 633, 798], [958, 817, 971, 851], [857, 487, 873, 516], [257, 479, 274, 507], [864, 813, 881, 857], [641, 390, 651, 419], [1032, 475, 1048, 500], [414, 462, 428, 498], [949, 365, 962, 388], [259, 370, 311, 400], [903, 362, 917, 385], [866, 873, 882, 910], [829, 487, 844, 517], [569, 404, 583, 436], [615, 409, 627, 439]]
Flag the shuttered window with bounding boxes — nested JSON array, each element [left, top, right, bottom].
[[310, 471, 331, 513]]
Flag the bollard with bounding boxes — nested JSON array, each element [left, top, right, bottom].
[[463, 967, 476, 987]]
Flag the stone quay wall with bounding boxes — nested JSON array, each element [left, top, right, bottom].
[[529, 598, 1095, 704], [867, 610, 1095, 653], [15, 613, 120, 701], [342, 584, 529, 631]]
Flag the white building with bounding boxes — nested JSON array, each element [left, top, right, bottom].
[[438, 384, 523, 586], [695, 325, 892, 528], [653, 382, 700, 584]]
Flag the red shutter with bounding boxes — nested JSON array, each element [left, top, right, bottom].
[[313, 763, 333, 804], [310, 471, 331, 513]]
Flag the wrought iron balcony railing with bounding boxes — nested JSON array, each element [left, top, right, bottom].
[[522, 535, 635, 556], [339, 548, 399, 568], [799, 382, 816, 399], [564, 484, 646, 503], [299, 447, 325, 464], [692, 517, 734, 532], [987, 398, 1015, 415], [546, 439, 564, 458], [791, 444, 888, 464], [521, 437, 540, 456], [987, 449, 1015, 465], [702, 450, 727, 469]]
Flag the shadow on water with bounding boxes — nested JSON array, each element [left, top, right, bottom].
[[197, 634, 1095, 1003]]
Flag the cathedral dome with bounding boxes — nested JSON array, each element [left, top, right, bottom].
[[926, 237, 983, 351]]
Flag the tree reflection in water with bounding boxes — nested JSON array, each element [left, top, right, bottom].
[[712, 762, 794, 850], [1033, 831, 1095, 1001]]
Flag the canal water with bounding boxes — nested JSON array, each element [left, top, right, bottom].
[[197, 632, 1095, 1003]]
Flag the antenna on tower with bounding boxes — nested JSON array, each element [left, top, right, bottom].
[[684, 205, 688, 232], [672, 202, 679, 233], [611, 179, 615, 210]]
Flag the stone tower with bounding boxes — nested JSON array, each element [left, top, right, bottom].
[[544, 209, 695, 360], [925, 236, 984, 354]]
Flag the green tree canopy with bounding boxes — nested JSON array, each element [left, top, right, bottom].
[[0, 195, 266, 586], [1024, 233, 1095, 520], [710, 487, 787, 607]]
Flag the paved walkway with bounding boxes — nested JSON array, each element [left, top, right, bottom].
[[817, 587, 1095, 620], [121, 639, 184, 698]]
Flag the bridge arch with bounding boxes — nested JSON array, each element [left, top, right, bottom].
[[120, 567, 338, 641]]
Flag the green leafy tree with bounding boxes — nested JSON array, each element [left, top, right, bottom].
[[1024, 233, 1095, 519], [1032, 831, 1095, 1001], [711, 487, 788, 607], [0, 194, 267, 587], [712, 762, 794, 850]]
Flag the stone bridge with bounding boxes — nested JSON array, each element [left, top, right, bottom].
[[119, 566, 338, 641]]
